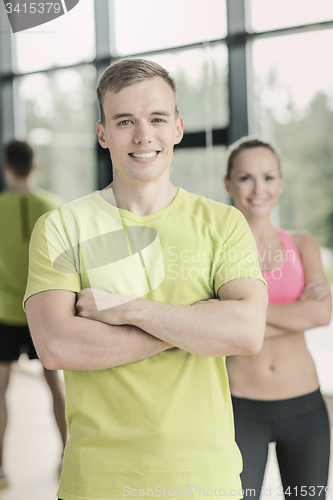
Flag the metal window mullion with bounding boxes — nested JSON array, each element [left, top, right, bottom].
[[226, 0, 249, 144], [0, 1, 15, 190], [94, 0, 113, 189]]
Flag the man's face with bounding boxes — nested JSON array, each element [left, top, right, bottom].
[[96, 77, 184, 185]]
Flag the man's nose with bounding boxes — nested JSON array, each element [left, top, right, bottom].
[[134, 121, 152, 144]]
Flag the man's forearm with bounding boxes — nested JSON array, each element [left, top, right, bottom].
[[120, 298, 264, 357], [76, 280, 267, 358], [26, 291, 171, 371], [38, 317, 170, 371]]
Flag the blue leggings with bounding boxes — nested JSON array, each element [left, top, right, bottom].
[[232, 390, 330, 499]]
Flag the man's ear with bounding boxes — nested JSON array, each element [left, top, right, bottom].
[[174, 116, 184, 146], [32, 161, 40, 174], [96, 121, 108, 149]]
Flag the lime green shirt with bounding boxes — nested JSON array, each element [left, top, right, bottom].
[[24, 188, 264, 500], [0, 189, 62, 325]]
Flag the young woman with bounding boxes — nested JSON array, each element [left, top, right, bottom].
[[224, 137, 332, 499]]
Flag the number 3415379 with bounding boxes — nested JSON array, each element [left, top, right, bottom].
[[5, 3, 61, 14]]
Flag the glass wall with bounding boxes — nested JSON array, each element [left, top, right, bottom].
[[1, 0, 333, 215], [250, 0, 333, 31], [111, 0, 227, 55], [13, 0, 96, 73], [252, 29, 333, 248], [172, 146, 228, 203], [15, 65, 97, 202], [0, 0, 97, 202], [142, 44, 228, 132]]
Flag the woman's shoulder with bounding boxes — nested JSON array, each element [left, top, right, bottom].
[[284, 230, 319, 257]]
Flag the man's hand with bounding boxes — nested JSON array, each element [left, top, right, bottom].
[[76, 288, 139, 325], [299, 279, 331, 302], [75, 279, 267, 358]]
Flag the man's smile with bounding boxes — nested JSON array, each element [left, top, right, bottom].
[[129, 151, 160, 159]]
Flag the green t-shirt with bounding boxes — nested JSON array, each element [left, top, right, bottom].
[[24, 188, 264, 500], [0, 189, 62, 325]]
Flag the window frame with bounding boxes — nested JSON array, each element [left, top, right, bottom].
[[1, 0, 333, 191]]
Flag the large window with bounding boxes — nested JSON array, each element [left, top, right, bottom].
[[13, 0, 96, 73], [1, 0, 230, 202], [0, 0, 97, 200], [143, 44, 228, 133], [252, 29, 333, 248], [1, 0, 333, 217], [16, 66, 97, 202], [172, 146, 228, 203], [111, 0, 227, 55], [250, 0, 333, 32]]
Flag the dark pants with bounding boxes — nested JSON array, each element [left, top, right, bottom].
[[232, 390, 331, 500]]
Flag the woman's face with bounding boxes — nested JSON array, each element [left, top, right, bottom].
[[224, 147, 284, 218]]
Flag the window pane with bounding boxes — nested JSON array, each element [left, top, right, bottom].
[[252, 30, 333, 248], [141, 44, 228, 133], [13, 0, 95, 73], [15, 65, 97, 202], [111, 0, 227, 56], [250, 0, 333, 32], [172, 146, 228, 204]]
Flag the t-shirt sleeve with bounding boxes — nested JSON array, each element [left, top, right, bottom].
[[23, 209, 81, 307], [213, 207, 266, 294]]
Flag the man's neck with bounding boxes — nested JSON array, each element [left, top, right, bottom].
[[8, 177, 36, 194], [101, 178, 178, 217]]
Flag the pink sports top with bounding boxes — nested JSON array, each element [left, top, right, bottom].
[[263, 228, 305, 304]]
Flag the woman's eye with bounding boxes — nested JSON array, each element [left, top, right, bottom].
[[265, 176, 275, 181], [239, 176, 249, 181]]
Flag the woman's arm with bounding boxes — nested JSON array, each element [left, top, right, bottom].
[[266, 232, 332, 332]]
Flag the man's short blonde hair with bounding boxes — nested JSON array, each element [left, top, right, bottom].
[[96, 58, 178, 124]]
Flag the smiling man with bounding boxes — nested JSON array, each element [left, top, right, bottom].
[[24, 59, 267, 500]]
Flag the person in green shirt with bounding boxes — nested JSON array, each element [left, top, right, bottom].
[[24, 59, 268, 500], [0, 140, 67, 489]]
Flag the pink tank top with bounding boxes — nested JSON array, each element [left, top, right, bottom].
[[263, 229, 305, 304]]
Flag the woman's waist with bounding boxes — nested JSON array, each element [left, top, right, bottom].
[[226, 335, 319, 399]]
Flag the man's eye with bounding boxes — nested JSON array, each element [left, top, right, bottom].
[[119, 120, 131, 126], [152, 118, 165, 123]]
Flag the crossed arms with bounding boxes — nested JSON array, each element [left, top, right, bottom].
[[264, 233, 332, 339], [25, 277, 267, 371]]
